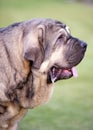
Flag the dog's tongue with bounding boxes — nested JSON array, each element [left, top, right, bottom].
[[71, 67, 78, 78]]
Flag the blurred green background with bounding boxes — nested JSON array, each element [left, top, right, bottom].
[[0, 0, 93, 130]]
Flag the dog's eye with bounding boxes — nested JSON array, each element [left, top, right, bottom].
[[58, 35, 63, 39], [58, 34, 66, 42]]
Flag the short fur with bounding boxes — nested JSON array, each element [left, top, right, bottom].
[[0, 18, 87, 130]]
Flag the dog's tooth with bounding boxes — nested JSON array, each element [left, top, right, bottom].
[[51, 78, 55, 83], [51, 76, 57, 83], [50, 69, 56, 83]]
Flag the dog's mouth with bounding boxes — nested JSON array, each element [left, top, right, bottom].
[[48, 66, 78, 83]]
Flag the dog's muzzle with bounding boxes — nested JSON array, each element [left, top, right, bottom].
[[65, 37, 87, 67], [47, 37, 87, 83]]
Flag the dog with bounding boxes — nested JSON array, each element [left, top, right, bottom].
[[0, 18, 87, 130]]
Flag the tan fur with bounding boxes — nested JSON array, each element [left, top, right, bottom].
[[0, 18, 86, 130]]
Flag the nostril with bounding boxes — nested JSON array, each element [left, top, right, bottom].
[[81, 42, 87, 49]]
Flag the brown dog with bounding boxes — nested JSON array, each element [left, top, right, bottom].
[[0, 18, 87, 130]]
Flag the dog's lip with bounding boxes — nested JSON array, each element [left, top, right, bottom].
[[48, 66, 78, 83]]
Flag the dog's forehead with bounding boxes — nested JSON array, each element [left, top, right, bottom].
[[55, 20, 66, 27]]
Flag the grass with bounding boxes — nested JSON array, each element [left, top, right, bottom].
[[0, 0, 93, 130]]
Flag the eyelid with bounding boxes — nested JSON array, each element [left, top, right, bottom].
[[59, 28, 66, 34], [58, 34, 64, 39]]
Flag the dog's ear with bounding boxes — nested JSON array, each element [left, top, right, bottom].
[[24, 25, 45, 68], [38, 25, 45, 44]]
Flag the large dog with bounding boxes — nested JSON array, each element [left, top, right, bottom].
[[0, 18, 87, 130]]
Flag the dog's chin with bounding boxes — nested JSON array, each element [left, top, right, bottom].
[[47, 65, 78, 83]]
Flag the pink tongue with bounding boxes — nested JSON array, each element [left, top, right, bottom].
[[71, 67, 78, 78]]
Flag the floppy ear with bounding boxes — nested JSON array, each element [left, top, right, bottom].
[[38, 25, 45, 44], [24, 25, 45, 68]]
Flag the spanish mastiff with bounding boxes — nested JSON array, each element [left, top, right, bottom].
[[0, 18, 87, 130]]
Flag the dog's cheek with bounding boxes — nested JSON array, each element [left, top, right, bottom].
[[39, 60, 50, 73]]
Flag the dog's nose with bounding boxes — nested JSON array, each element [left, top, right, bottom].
[[81, 42, 87, 50]]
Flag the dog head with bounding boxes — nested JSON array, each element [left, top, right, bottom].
[[24, 19, 87, 83]]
